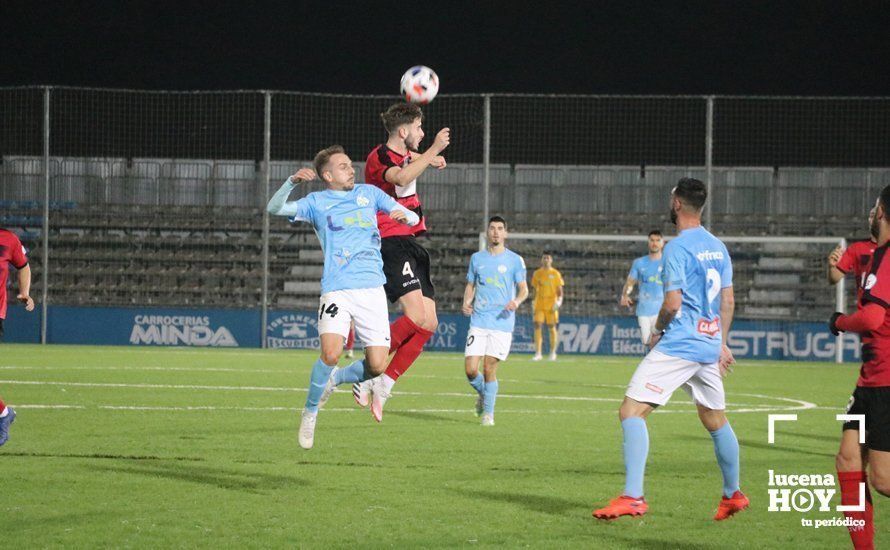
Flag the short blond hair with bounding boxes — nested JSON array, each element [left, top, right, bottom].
[[313, 145, 345, 177]]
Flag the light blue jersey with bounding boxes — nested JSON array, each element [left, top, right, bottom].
[[467, 248, 527, 333], [656, 226, 733, 364], [629, 255, 664, 317], [267, 179, 418, 294]]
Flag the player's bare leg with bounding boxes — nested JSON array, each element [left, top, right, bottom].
[[533, 321, 544, 361], [697, 405, 747, 520], [299, 333, 345, 449], [594, 397, 653, 519], [480, 356, 500, 426], [370, 292, 436, 421], [837, 429, 874, 548], [465, 356, 485, 417], [869, 449, 890, 496]]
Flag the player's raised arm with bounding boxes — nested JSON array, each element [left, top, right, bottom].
[[386, 128, 450, 187], [267, 168, 316, 219]]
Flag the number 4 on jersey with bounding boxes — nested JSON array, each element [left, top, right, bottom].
[[402, 261, 415, 278]]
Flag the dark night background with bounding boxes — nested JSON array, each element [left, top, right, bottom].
[[2, 1, 889, 95]]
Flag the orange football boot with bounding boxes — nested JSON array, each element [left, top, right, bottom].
[[714, 491, 749, 521], [593, 496, 648, 519]]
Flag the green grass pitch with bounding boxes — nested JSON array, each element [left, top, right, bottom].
[[0, 344, 882, 548]]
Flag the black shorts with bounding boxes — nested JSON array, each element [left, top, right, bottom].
[[381, 236, 435, 303], [0, 318, 4, 339], [842, 386, 890, 452]]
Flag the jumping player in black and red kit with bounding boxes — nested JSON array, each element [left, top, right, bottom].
[[831, 188, 890, 550], [0, 227, 36, 446], [356, 102, 450, 421]]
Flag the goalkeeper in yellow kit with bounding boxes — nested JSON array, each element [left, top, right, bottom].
[[531, 254, 565, 361]]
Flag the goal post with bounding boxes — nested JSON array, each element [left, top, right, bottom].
[[480, 232, 850, 363]]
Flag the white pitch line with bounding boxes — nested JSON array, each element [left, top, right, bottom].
[[0, 380, 819, 410], [0, 379, 624, 402], [10, 403, 814, 415], [0, 365, 286, 374], [0, 380, 302, 392], [9, 404, 87, 409]]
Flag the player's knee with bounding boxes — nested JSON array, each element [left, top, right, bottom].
[[365, 357, 386, 376], [619, 400, 648, 421], [422, 316, 438, 332], [698, 411, 726, 432], [406, 310, 427, 328], [871, 471, 890, 497], [320, 352, 340, 366], [465, 363, 479, 378]]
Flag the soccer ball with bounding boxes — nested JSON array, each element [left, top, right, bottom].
[[400, 66, 439, 104]]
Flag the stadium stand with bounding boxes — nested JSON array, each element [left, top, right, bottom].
[[0, 156, 870, 318]]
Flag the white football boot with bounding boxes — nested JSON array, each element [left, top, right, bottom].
[[352, 379, 371, 408], [370, 377, 391, 423], [298, 409, 317, 449]]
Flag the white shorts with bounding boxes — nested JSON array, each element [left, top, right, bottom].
[[626, 349, 726, 410], [464, 326, 512, 361], [637, 315, 658, 345], [317, 287, 390, 348]]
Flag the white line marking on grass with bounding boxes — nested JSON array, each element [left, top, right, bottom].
[[1, 382, 818, 413], [22, 403, 817, 415], [10, 404, 87, 409], [0, 365, 285, 374], [0, 380, 303, 392]]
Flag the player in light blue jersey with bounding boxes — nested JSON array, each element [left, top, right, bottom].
[[461, 216, 528, 426], [594, 178, 748, 521], [620, 230, 665, 346], [266, 145, 419, 449]]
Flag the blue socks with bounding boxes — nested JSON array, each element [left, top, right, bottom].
[[468, 373, 498, 415], [710, 422, 740, 498], [483, 380, 499, 414], [467, 373, 484, 395], [622, 417, 649, 499], [334, 359, 367, 385], [305, 358, 335, 413]]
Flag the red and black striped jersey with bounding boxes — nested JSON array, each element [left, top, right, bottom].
[[365, 144, 427, 238]]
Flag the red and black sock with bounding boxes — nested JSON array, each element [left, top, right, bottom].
[[389, 315, 421, 353], [838, 470, 874, 550], [384, 325, 434, 381]]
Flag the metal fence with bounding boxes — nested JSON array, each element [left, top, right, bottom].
[[0, 87, 883, 344]]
